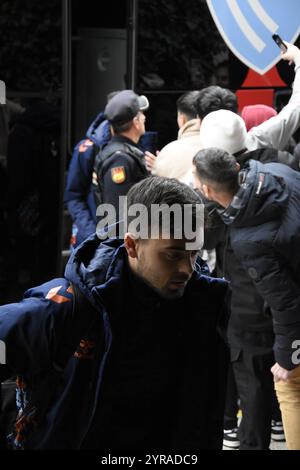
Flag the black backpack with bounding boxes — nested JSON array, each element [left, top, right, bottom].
[[92, 141, 147, 208]]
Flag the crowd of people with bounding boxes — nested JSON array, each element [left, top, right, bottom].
[[0, 40, 300, 451]]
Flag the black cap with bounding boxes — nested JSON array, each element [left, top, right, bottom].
[[104, 89, 149, 126]]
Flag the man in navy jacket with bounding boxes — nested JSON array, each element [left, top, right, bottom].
[[0, 176, 228, 450], [64, 112, 110, 248]]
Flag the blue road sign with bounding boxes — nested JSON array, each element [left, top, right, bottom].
[[207, 0, 300, 74]]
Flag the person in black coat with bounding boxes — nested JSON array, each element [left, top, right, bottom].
[[193, 148, 300, 450]]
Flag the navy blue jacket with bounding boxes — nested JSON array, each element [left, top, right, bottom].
[[64, 113, 110, 247], [219, 159, 300, 369], [0, 236, 228, 449]]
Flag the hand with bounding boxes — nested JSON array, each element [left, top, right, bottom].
[[144, 150, 159, 173], [281, 42, 300, 66], [271, 362, 293, 382]]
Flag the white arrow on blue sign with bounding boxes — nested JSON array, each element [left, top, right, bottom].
[[207, 0, 300, 74]]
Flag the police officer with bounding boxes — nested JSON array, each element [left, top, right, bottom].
[[93, 90, 150, 221]]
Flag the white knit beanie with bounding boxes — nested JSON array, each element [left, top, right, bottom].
[[200, 109, 247, 154]]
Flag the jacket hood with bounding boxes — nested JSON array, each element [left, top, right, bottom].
[[241, 104, 277, 131], [64, 232, 215, 311], [86, 112, 111, 147], [220, 160, 289, 227], [65, 234, 125, 309]]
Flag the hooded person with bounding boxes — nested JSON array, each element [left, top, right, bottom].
[[0, 176, 228, 450], [64, 111, 111, 248], [192, 108, 299, 450], [241, 104, 278, 132], [241, 104, 297, 156]]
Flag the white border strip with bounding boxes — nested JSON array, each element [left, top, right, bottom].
[[227, 0, 265, 52], [248, 0, 278, 33]]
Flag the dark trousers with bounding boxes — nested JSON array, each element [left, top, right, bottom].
[[232, 349, 274, 450], [224, 362, 239, 430]]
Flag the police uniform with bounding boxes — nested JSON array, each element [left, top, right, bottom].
[[92, 90, 150, 222], [93, 135, 149, 216]]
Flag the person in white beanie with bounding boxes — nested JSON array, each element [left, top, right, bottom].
[[199, 109, 248, 155], [183, 41, 300, 186]]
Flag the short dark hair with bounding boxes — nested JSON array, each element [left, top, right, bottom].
[[111, 120, 133, 134], [176, 91, 200, 121], [193, 148, 239, 194], [196, 86, 238, 120], [126, 176, 202, 238]]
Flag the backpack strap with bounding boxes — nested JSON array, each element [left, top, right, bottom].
[[6, 283, 98, 449], [94, 141, 145, 179], [92, 141, 146, 207], [71, 282, 97, 322], [52, 283, 98, 371]]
